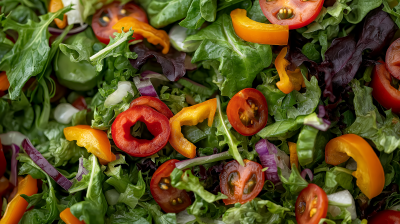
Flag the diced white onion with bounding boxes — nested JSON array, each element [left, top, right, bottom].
[[104, 81, 134, 107], [62, 0, 84, 25], [54, 103, 80, 124], [0, 131, 27, 146]]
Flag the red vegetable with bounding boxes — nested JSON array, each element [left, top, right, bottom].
[[227, 88, 268, 136], [0, 139, 6, 178], [295, 184, 328, 224], [368, 210, 400, 224], [150, 159, 191, 213], [220, 159, 264, 205], [72, 96, 87, 111], [371, 61, 400, 114], [92, 2, 148, 44], [130, 96, 174, 119], [386, 38, 400, 80], [259, 0, 324, 29], [111, 105, 170, 157]]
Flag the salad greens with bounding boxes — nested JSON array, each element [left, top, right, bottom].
[[1, 0, 400, 223]]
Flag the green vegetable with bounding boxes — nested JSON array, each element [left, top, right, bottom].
[[297, 125, 319, 166], [279, 164, 309, 195], [344, 0, 382, 24]]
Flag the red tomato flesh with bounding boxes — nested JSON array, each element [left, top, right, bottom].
[[295, 184, 328, 224], [130, 96, 174, 119], [368, 210, 400, 224], [259, 0, 324, 30], [92, 2, 148, 44], [386, 38, 400, 80], [72, 96, 88, 111], [371, 61, 400, 114], [220, 159, 264, 205], [227, 88, 268, 136], [150, 159, 191, 213]]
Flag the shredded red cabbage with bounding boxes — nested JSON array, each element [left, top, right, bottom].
[[140, 71, 169, 81], [22, 139, 73, 190], [133, 76, 159, 98], [301, 168, 314, 181], [10, 144, 20, 187], [75, 157, 89, 182], [48, 24, 88, 35]]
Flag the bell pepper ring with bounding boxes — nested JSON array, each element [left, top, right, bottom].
[[60, 208, 85, 224], [230, 9, 289, 45], [325, 134, 385, 199], [112, 105, 171, 157], [0, 175, 38, 224], [49, 0, 68, 29], [275, 47, 305, 94], [130, 96, 174, 119], [112, 17, 170, 54], [169, 98, 217, 159], [64, 125, 116, 164]]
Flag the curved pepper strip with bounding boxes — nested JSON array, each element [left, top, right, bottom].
[[0, 175, 38, 224], [130, 96, 174, 119], [169, 98, 217, 159], [112, 17, 170, 54], [275, 47, 305, 94], [0, 72, 9, 91], [64, 125, 116, 164], [296, 125, 318, 166], [60, 208, 85, 224], [230, 9, 288, 45], [288, 142, 298, 168], [49, 0, 67, 29], [325, 134, 385, 199]]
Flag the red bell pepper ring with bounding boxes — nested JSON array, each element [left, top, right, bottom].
[[111, 105, 171, 157], [0, 139, 6, 178], [130, 96, 174, 119]]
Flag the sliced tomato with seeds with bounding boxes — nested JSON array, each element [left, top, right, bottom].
[[150, 159, 191, 213], [227, 88, 268, 136], [368, 210, 400, 224], [259, 0, 324, 30], [295, 184, 328, 224], [220, 159, 264, 205], [92, 2, 148, 44]]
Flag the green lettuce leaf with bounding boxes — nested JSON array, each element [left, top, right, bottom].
[[344, 0, 382, 24], [279, 164, 309, 195], [118, 171, 146, 210]]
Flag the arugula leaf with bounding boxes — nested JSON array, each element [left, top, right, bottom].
[[160, 86, 188, 114], [344, 0, 382, 24], [186, 14, 272, 97], [0, 6, 71, 100], [140, 201, 178, 224], [118, 171, 146, 210], [187, 193, 226, 220], [170, 168, 228, 203], [279, 164, 309, 195], [179, 0, 217, 29]]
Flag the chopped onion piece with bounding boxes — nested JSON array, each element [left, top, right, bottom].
[[62, 0, 84, 25], [0, 131, 28, 146], [133, 76, 159, 98], [75, 157, 89, 181], [10, 144, 20, 187], [255, 139, 291, 184], [22, 139, 73, 191], [54, 103, 80, 124], [300, 168, 314, 181], [327, 190, 357, 220], [303, 113, 331, 131], [141, 71, 170, 81], [104, 81, 134, 107], [169, 25, 201, 53]]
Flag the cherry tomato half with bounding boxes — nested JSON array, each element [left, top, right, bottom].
[[0, 139, 6, 178], [295, 184, 328, 224], [369, 210, 400, 224], [386, 38, 400, 79], [150, 159, 191, 213], [259, 0, 324, 30], [130, 96, 174, 119], [92, 2, 148, 44], [371, 61, 400, 114], [227, 88, 268, 136], [220, 159, 264, 205]]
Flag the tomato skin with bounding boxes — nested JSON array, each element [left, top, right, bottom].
[[295, 184, 328, 224], [386, 38, 400, 79], [130, 96, 174, 119], [150, 159, 191, 213], [227, 88, 268, 136], [220, 159, 264, 205], [369, 210, 400, 224], [371, 61, 400, 114], [92, 2, 148, 44], [259, 0, 324, 29], [72, 96, 88, 111]]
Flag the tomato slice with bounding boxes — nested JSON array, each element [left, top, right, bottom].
[[0, 139, 6, 178], [220, 159, 264, 205], [227, 88, 268, 136], [386, 38, 400, 80], [72, 96, 88, 111], [92, 2, 148, 44], [130, 96, 174, 119], [295, 184, 328, 224], [259, 0, 324, 29], [368, 210, 400, 224], [150, 159, 191, 213]]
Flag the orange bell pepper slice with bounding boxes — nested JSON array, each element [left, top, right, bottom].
[[0, 175, 38, 224], [230, 9, 289, 45], [288, 142, 298, 169], [60, 208, 85, 224], [49, 0, 68, 29], [0, 72, 10, 91], [64, 125, 116, 164], [112, 17, 170, 54], [325, 134, 385, 199], [169, 98, 217, 159], [275, 47, 305, 94]]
